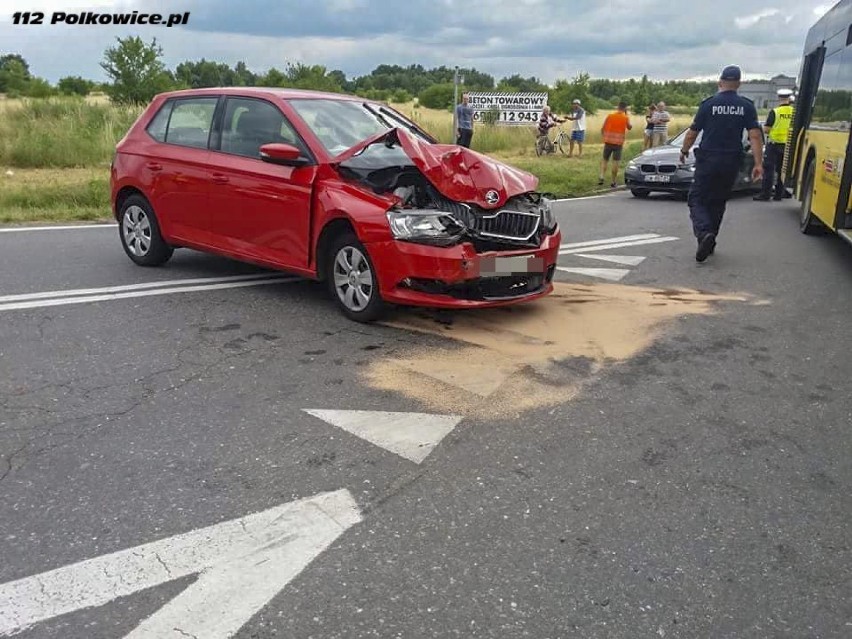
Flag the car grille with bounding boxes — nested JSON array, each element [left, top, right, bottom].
[[641, 163, 678, 173], [435, 197, 543, 247], [404, 271, 551, 301]]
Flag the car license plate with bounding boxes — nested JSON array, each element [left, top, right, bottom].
[[644, 174, 671, 182], [480, 254, 543, 276]]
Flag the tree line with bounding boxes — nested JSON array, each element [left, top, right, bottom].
[[1, 36, 721, 114]]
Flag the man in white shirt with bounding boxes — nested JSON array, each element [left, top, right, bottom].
[[566, 99, 586, 157], [650, 101, 671, 147]]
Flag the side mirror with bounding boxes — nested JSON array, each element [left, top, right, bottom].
[[260, 143, 310, 167]]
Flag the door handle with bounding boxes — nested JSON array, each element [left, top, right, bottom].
[[146, 162, 163, 171], [211, 173, 230, 184]]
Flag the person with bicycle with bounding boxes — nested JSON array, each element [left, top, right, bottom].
[[536, 106, 565, 154]]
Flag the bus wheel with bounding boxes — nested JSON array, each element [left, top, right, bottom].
[[799, 161, 826, 235]]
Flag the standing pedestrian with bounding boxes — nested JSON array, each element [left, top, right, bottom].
[[650, 101, 671, 147], [566, 99, 586, 157], [644, 104, 656, 150], [754, 88, 794, 201], [678, 65, 764, 262], [455, 92, 474, 148], [599, 101, 633, 188]]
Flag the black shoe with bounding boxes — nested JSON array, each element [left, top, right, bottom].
[[783, 190, 792, 199], [772, 194, 783, 201], [753, 194, 771, 201], [696, 233, 716, 262], [610, 182, 617, 188], [598, 178, 604, 185]]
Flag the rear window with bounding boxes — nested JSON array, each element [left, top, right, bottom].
[[145, 96, 219, 149]]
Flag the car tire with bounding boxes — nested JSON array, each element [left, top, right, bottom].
[[118, 194, 174, 266], [327, 233, 386, 323], [630, 188, 650, 198], [799, 161, 825, 235]]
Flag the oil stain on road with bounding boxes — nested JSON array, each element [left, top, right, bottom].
[[366, 282, 760, 419]]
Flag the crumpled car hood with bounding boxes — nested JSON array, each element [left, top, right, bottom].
[[332, 128, 538, 209]]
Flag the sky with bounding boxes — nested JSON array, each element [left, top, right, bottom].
[[0, 0, 839, 84]]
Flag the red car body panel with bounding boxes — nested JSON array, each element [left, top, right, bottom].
[[332, 128, 539, 209], [110, 87, 562, 311]]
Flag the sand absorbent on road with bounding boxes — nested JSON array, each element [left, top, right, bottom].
[[365, 281, 757, 420]]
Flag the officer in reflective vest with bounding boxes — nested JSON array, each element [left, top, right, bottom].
[[679, 65, 764, 262], [754, 88, 794, 201]]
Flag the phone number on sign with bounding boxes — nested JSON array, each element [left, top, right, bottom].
[[11, 11, 190, 26], [472, 110, 541, 125]]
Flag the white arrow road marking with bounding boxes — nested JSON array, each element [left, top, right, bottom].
[[303, 410, 463, 464], [0, 489, 361, 638], [555, 267, 631, 282], [560, 236, 679, 255], [574, 254, 647, 266]]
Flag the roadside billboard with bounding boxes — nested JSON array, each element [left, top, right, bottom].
[[467, 92, 549, 126]]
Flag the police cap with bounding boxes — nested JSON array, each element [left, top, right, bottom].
[[720, 65, 741, 81], [777, 88, 793, 97]]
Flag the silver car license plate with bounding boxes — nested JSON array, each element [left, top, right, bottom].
[[480, 254, 543, 276], [645, 174, 671, 182]]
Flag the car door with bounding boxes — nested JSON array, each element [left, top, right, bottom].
[[737, 128, 757, 189], [206, 96, 317, 270], [145, 96, 219, 245]]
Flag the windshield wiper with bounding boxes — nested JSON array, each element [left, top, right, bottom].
[[362, 102, 394, 129], [377, 106, 434, 142]]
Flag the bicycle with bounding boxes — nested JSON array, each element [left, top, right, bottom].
[[534, 126, 569, 156]]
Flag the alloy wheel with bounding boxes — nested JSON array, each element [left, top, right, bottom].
[[332, 246, 374, 312], [122, 205, 152, 257]]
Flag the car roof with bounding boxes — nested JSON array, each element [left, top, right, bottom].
[[153, 87, 363, 102]]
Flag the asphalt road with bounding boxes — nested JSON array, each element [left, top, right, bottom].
[[1, 191, 850, 638]]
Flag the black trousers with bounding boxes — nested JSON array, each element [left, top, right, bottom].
[[456, 128, 473, 148], [760, 142, 785, 197], [687, 151, 741, 239]]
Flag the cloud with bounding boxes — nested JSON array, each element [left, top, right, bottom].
[[735, 9, 780, 29], [0, 0, 832, 84]]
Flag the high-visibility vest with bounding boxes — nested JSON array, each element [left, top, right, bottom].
[[768, 104, 794, 144]]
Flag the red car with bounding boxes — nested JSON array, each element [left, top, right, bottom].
[[109, 88, 561, 322]]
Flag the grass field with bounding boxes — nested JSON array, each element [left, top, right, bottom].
[[0, 96, 694, 223]]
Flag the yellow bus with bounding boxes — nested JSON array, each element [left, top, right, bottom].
[[784, 0, 852, 242]]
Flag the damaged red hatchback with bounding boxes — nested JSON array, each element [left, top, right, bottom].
[[110, 88, 561, 321]]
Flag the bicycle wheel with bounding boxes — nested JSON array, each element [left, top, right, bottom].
[[557, 134, 567, 154]]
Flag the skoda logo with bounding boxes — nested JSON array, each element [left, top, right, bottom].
[[485, 190, 500, 205]]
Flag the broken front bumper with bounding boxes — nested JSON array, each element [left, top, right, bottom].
[[367, 231, 561, 309]]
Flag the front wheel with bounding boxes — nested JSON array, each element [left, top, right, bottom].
[[327, 233, 386, 323], [118, 195, 174, 266], [799, 161, 825, 235]]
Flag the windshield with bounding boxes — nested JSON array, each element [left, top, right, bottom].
[[668, 127, 702, 147], [287, 99, 431, 156]]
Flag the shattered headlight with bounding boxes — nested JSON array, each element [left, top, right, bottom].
[[386, 208, 465, 245], [541, 198, 558, 233]]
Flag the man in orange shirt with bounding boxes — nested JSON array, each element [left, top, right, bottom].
[[599, 101, 633, 188]]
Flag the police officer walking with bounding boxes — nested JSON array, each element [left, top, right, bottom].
[[754, 88, 794, 201], [679, 65, 764, 262]]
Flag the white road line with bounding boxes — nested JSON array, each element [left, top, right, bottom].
[[0, 223, 116, 233], [575, 254, 647, 266], [303, 409, 464, 464], [560, 236, 679, 255], [560, 234, 660, 250], [0, 489, 361, 639], [0, 277, 297, 312], [0, 273, 285, 304], [555, 266, 630, 282]]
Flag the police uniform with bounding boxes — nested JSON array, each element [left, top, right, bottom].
[[682, 65, 761, 261], [754, 88, 794, 201]]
